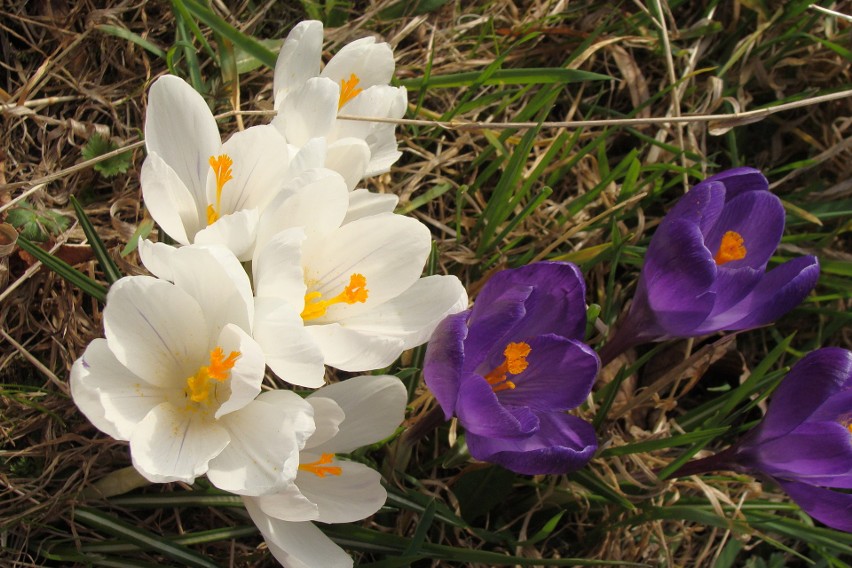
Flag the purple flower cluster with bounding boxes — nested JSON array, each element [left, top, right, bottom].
[[423, 262, 599, 475], [673, 348, 852, 532]]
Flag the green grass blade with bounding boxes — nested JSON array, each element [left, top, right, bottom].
[[70, 196, 121, 285], [17, 235, 107, 301], [400, 67, 611, 89], [181, 0, 277, 69]]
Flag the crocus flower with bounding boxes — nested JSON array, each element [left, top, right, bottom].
[[671, 348, 852, 532], [272, 20, 407, 186], [70, 245, 315, 495], [244, 374, 407, 568], [601, 167, 820, 364], [423, 262, 600, 475], [142, 75, 322, 260]]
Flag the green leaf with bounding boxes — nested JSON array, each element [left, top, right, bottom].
[[6, 202, 70, 242], [81, 133, 133, 177], [453, 466, 517, 523]]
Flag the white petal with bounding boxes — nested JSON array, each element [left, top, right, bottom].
[[273, 20, 323, 106], [243, 499, 353, 568], [253, 297, 326, 388], [304, 397, 345, 450], [342, 188, 398, 224], [335, 85, 407, 176], [253, 482, 319, 522], [288, 137, 328, 177], [168, 245, 254, 336], [103, 276, 208, 386], [145, 75, 220, 204], [207, 391, 315, 495], [326, 138, 369, 191], [256, 170, 348, 248], [194, 208, 259, 261], [137, 239, 178, 281], [130, 401, 229, 484], [212, 324, 265, 419], [321, 37, 394, 92], [275, 77, 339, 147], [301, 213, 431, 322], [339, 275, 468, 350], [295, 456, 386, 523], [140, 153, 201, 243], [253, 228, 307, 302], [207, 125, 289, 215], [307, 323, 404, 372], [308, 374, 406, 453], [72, 338, 167, 440]]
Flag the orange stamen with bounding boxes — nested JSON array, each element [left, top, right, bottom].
[[483, 342, 531, 393], [299, 453, 343, 478], [301, 274, 369, 320], [185, 347, 240, 404], [338, 73, 363, 110], [206, 154, 234, 225], [714, 230, 747, 265]]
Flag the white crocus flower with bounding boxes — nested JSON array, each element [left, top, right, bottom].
[[272, 20, 407, 186], [244, 374, 406, 568], [142, 75, 322, 260], [252, 171, 468, 372], [71, 245, 316, 495]]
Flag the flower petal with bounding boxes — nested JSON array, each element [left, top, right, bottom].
[[253, 228, 308, 303], [492, 336, 599, 412], [295, 455, 386, 523], [306, 323, 405, 372], [274, 77, 339, 147], [208, 390, 315, 495], [322, 37, 394, 93], [301, 213, 431, 322], [194, 208, 259, 261], [336, 275, 468, 351], [305, 397, 345, 450], [244, 498, 354, 568], [704, 190, 785, 270], [466, 412, 598, 475], [698, 167, 768, 202], [103, 276, 207, 386], [253, 297, 326, 388], [307, 374, 407, 453], [456, 374, 539, 439], [137, 239, 178, 281], [343, 188, 399, 224], [698, 255, 819, 333], [212, 324, 265, 419], [752, 421, 852, 486], [423, 311, 469, 419], [326, 138, 370, 191], [774, 478, 852, 533], [253, 483, 320, 522], [273, 20, 323, 105], [145, 75, 220, 205], [140, 152, 201, 244], [130, 401, 230, 484]]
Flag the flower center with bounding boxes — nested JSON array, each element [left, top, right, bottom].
[[206, 154, 234, 225], [185, 347, 240, 406], [301, 273, 369, 321], [298, 453, 342, 478], [483, 341, 531, 393], [714, 230, 747, 265], [338, 73, 363, 110]]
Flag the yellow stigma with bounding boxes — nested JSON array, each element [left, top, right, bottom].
[[299, 453, 343, 478], [714, 230, 747, 265], [185, 347, 240, 405], [206, 154, 234, 225], [301, 273, 369, 321], [483, 341, 531, 393], [338, 73, 363, 110]]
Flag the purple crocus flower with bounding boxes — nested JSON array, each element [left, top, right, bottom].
[[601, 167, 820, 364], [673, 348, 852, 532], [423, 261, 600, 475]]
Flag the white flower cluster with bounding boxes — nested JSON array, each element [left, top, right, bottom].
[[70, 21, 467, 568]]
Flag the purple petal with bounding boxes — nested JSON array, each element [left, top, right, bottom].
[[456, 374, 539, 438], [749, 421, 852, 485], [696, 167, 769, 202], [488, 336, 599, 412], [423, 311, 469, 419], [706, 265, 763, 319], [472, 262, 588, 341], [703, 190, 785, 271], [466, 412, 597, 475], [748, 348, 852, 443], [464, 285, 532, 370], [774, 478, 852, 533], [703, 255, 819, 333], [660, 182, 727, 235]]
